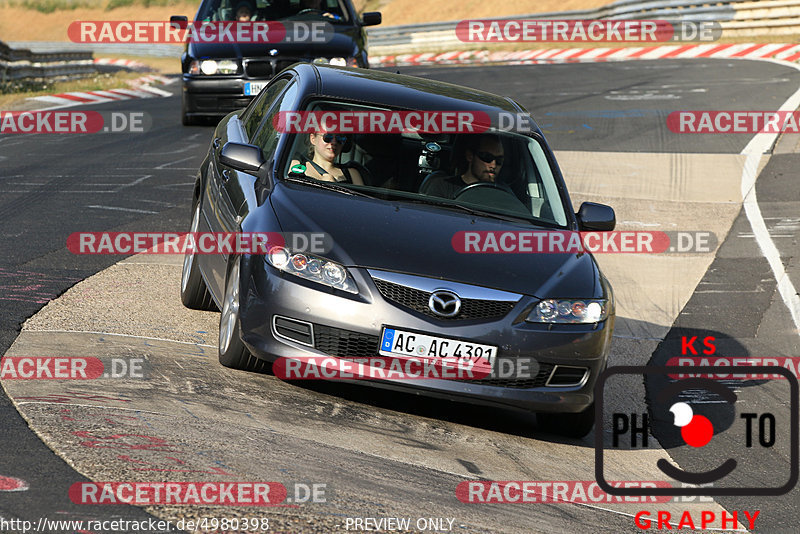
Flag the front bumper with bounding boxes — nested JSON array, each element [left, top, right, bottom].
[[238, 256, 613, 415], [182, 77, 258, 118]]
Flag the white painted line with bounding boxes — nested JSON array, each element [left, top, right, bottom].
[[739, 57, 800, 335], [87, 205, 158, 214], [24, 328, 217, 348]]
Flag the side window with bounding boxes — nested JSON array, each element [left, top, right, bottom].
[[242, 78, 289, 140], [250, 82, 299, 157]]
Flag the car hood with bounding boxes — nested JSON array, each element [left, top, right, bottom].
[[268, 183, 601, 299], [189, 30, 357, 60]]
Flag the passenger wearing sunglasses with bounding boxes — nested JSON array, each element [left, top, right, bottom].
[[425, 134, 504, 199], [290, 131, 364, 185]]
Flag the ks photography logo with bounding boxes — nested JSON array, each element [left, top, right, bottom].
[[594, 365, 798, 496]]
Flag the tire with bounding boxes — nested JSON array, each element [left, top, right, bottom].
[[218, 258, 271, 373], [181, 202, 217, 311], [181, 92, 197, 126], [537, 403, 595, 438]]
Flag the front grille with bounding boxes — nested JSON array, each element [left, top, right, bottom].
[[313, 324, 380, 358], [373, 278, 517, 321], [245, 60, 272, 77], [462, 363, 555, 389], [245, 60, 298, 78]]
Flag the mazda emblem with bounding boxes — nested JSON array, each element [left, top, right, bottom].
[[428, 290, 461, 318]]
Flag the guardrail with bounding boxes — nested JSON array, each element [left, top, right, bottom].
[[8, 42, 183, 58], [0, 40, 96, 82], [366, 0, 800, 54]]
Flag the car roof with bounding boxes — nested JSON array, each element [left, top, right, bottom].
[[288, 63, 538, 130]]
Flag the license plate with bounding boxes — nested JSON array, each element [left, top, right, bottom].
[[379, 327, 496, 369], [244, 82, 267, 96]]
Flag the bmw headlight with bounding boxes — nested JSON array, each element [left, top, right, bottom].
[[313, 57, 357, 67], [266, 247, 358, 294], [526, 299, 608, 324], [189, 59, 239, 75]]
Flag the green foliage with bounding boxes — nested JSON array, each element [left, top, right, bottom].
[[0, 77, 48, 94], [106, 0, 184, 9], [4, 0, 99, 13]]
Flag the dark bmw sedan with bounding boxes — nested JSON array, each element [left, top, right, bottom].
[[174, 0, 381, 125], [180, 63, 616, 437]]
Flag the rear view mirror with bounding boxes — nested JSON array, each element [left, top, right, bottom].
[[220, 142, 265, 173], [576, 202, 616, 231]]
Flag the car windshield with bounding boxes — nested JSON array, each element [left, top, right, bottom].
[[280, 102, 570, 228], [196, 0, 349, 23]]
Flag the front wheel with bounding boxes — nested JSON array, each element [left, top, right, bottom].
[[181, 92, 198, 126], [218, 258, 270, 372], [537, 403, 595, 438], [180, 202, 216, 311]]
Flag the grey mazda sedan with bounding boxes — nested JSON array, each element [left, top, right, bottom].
[[180, 63, 616, 437]]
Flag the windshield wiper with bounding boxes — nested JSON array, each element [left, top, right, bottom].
[[392, 195, 536, 224], [281, 174, 375, 198]]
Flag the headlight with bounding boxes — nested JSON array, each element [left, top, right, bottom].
[[330, 57, 357, 67], [526, 299, 608, 324], [189, 59, 239, 75], [266, 247, 358, 294], [313, 57, 357, 67]]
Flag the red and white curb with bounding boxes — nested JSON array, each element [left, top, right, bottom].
[[372, 43, 800, 67], [31, 74, 175, 109], [0, 475, 29, 492], [93, 57, 151, 71]]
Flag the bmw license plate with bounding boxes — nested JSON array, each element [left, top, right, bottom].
[[379, 327, 496, 369], [244, 82, 268, 96]]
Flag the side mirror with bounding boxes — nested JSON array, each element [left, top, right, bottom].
[[170, 15, 189, 29], [361, 12, 382, 26], [220, 142, 265, 173], [576, 202, 616, 231]]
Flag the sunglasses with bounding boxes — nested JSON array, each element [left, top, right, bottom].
[[319, 133, 348, 144], [474, 151, 504, 165]]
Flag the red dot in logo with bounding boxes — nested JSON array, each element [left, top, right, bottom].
[[681, 415, 714, 447]]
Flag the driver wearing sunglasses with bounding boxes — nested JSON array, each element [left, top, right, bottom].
[[290, 131, 364, 185], [425, 134, 504, 199]]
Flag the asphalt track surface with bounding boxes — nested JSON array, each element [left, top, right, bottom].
[[0, 58, 798, 533]]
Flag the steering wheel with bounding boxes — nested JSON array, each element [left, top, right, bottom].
[[454, 181, 531, 217], [296, 8, 323, 15], [454, 181, 515, 199]]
